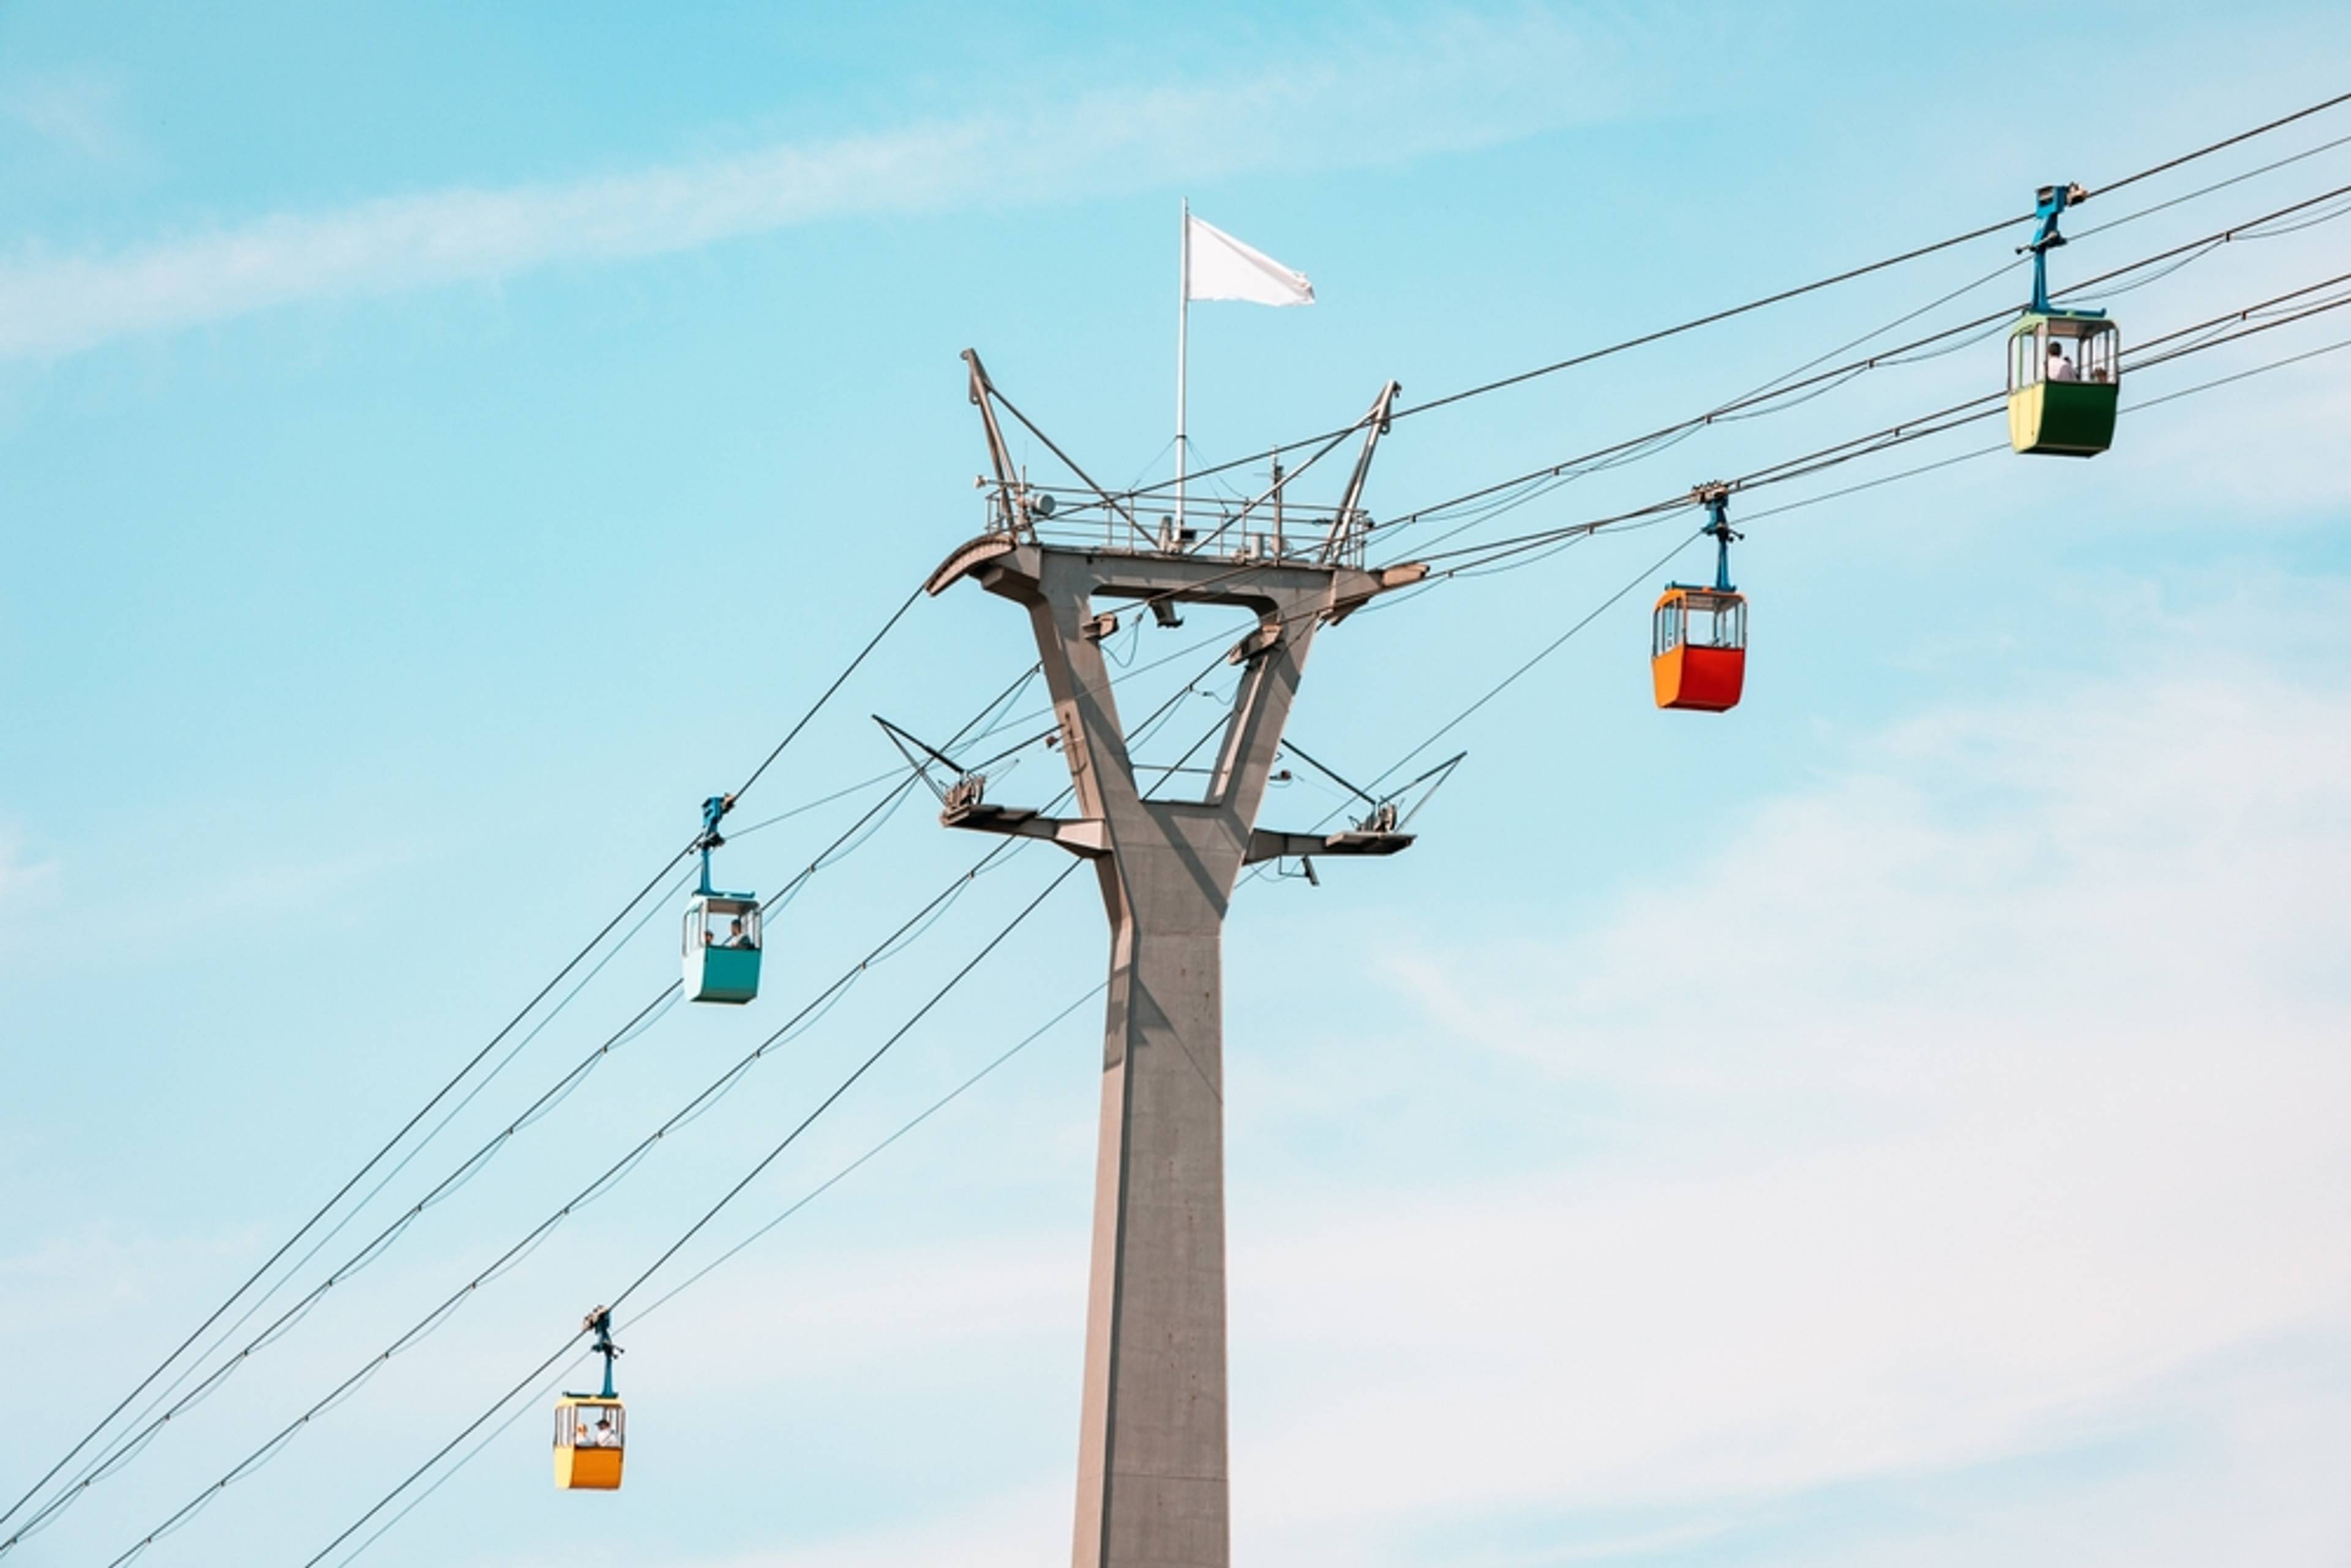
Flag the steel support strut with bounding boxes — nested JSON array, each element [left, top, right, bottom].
[[928, 538, 1412, 1568]]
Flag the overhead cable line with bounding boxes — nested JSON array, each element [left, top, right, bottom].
[[94, 656, 1232, 1567], [19, 642, 1128, 1550], [1380, 533, 1702, 793], [2072, 127, 2351, 241], [630, 984, 1104, 1319], [330, 1350, 592, 1568], [0, 839, 696, 1544], [89, 852, 700, 1425], [97, 840, 1035, 1568], [277, 154, 2351, 1568], [1043, 151, 2351, 567], [1390, 267, 2351, 580], [1390, 96, 2351, 423], [281, 700, 1232, 1564], [1120, 87, 2351, 503], [327, 981, 1111, 1567], [23, 876, 694, 1529], [1374, 181, 2351, 548], [1728, 325, 2351, 533], [4, 584, 931, 1552], [1000, 263, 2349, 670], [731, 584, 924, 801], [294, 858, 1090, 1568], [62, 105, 2351, 1550], [152, 310, 2351, 1565], [887, 265, 2345, 794], [2093, 88, 2351, 197], [1307, 315, 2351, 833], [301, 701, 1242, 1567], [1388, 186, 2350, 546], [10, 776, 955, 1546]]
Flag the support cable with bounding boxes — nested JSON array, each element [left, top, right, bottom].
[[730, 585, 923, 801], [3, 768, 943, 1553], [1258, 312, 2351, 858], [2, 583, 929, 1551], [97, 841, 1032, 1568], [293, 860, 1087, 1568], [91, 653, 1233, 1567], [0, 839, 694, 1542], [1030, 166, 2351, 577], [329, 982, 1111, 1567], [299, 686, 1236, 1566], [1376, 184, 2351, 549], [29, 868, 696, 1520], [2094, 89, 2351, 198], [307, 310, 2351, 1568], [1394, 269, 2351, 579], [50, 106, 2351, 1550], [197, 311, 2351, 1561], [1110, 88, 2351, 503], [1734, 326, 2351, 528]]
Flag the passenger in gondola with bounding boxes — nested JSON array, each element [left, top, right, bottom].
[[2046, 340, 2079, 381], [724, 916, 752, 948]]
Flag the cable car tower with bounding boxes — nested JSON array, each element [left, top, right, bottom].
[[926, 351, 1427, 1568]]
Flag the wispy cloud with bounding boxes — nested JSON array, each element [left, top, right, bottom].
[[0, 72, 138, 164], [0, 1226, 261, 1337], [0, 12, 1626, 362], [26, 594, 2341, 1566], [0, 839, 401, 968], [0, 826, 60, 954], [1221, 647, 2351, 1559], [588, 614, 2351, 1566]]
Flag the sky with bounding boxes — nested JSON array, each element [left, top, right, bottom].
[[4, 2, 2350, 1565]]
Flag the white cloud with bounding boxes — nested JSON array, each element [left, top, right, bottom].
[[0, 1228, 262, 1338], [1207, 650, 2351, 1559], [654, 1481, 1068, 1568], [594, 631, 2351, 1566], [0, 842, 405, 967], [0, 825, 61, 951], [1, 72, 138, 164], [0, 12, 1627, 361], [2125, 336, 2351, 515], [639, 1231, 1084, 1396]]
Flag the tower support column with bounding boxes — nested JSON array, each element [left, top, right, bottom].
[[1074, 915, 1228, 1566], [928, 534, 1414, 1568]]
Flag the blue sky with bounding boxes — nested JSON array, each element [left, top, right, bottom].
[[4, 2, 2350, 1565]]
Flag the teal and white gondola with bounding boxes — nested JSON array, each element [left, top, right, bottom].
[[684, 793, 761, 1005]]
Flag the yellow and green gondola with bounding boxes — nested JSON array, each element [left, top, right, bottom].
[[2007, 182, 2120, 457]]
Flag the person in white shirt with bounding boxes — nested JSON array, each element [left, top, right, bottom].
[[2045, 340, 2080, 381]]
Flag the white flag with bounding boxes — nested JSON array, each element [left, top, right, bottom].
[[1185, 215, 1315, 306]]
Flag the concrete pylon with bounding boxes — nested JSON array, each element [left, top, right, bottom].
[[926, 537, 1415, 1568]]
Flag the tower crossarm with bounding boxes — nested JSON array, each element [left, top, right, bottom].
[[922, 540, 1420, 876], [1242, 825, 1414, 863], [939, 800, 1111, 858]]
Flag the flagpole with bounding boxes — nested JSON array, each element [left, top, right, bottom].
[[1176, 197, 1189, 543]]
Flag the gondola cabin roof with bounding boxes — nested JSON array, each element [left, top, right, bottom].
[[2011, 306, 2113, 334]]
